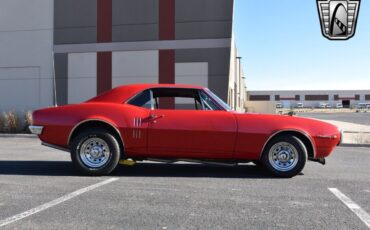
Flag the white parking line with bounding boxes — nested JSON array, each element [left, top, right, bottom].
[[0, 178, 119, 228], [329, 188, 370, 228]]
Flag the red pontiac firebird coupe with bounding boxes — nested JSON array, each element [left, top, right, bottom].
[[30, 84, 342, 177]]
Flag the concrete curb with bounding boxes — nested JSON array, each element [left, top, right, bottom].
[[344, 131, 370, 134], [0, 134, 36, 138], [340, 143, 370, 148]]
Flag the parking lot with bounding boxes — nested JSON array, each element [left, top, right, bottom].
[[298, 112, 370, 126], [0, 137, 370, 229]]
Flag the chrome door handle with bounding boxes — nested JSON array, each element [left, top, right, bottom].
[[148, 114, 164, 121]]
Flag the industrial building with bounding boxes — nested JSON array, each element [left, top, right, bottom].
[[248, 90, 370, 108], [0, 0, 246, 112]]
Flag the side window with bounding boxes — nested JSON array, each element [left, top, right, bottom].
[[152, 88, 204, 110], [127, 90, 152, 109], [199, 90, 222, 111], [174, 97, 203, 110]]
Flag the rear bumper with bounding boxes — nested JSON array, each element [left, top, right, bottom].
[[29, 125, 44, 135]]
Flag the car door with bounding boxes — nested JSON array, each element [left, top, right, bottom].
[[146, 90, 237, 159], [121, 90, 152, 157]]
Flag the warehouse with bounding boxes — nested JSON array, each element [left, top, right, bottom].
[[248, 90, 370, 108], [0, 0, 246, 112]]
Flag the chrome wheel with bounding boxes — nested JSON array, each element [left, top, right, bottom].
[[79, 137, 111, 168], [268, 142, 299, 172]]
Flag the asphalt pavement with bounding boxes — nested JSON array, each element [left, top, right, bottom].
[[0, 137, 370, 229]]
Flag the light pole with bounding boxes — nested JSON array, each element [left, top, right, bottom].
[[236, 57, 242, 110], [242, 75, 246, 110]]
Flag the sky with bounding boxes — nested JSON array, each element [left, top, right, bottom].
[[234, 0, 370, 91]]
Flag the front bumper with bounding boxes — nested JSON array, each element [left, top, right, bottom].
[[338, 129, 344, 146], [29, 125, 44, 135]]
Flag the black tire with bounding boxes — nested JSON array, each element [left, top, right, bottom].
[[252, 160, 263, 167], [70, 128, 121, 176], [261, 135, 307, 178]]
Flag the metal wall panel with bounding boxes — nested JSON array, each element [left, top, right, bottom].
[[175, 48, 231, 101], [175, 0, 233, 39], [68, 53, 97, 104], [112, 0, 159, 42], [54, 0, 97, 44], [54, 54, 68, 105]]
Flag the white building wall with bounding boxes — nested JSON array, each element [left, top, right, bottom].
[[249, 90, 370, 108], [228, 36, 246, 112], [175, 62, 208, 87], [228, 37, 236, 109], [175, 62, 208, 105], [68, 53, 97, 104], [0, 0, 54, 111], [112, 50, 158, 87]]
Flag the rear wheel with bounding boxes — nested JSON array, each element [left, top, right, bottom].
[[261, 135, 307, 178], [71, 129, 120, 176]]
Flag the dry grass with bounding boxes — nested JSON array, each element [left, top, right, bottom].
[[23, 110, 33, 132], [3, 111, 20, 133], [0, 114, 5, 133], [0, 111, 33, 134]]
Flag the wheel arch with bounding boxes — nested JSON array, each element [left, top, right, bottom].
[[259, 129, 315, 160], [68, 119, 125, 156]]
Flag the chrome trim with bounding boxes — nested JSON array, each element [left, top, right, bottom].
[[199, 89, 225, 111], [124, 87, 230, 111], [338, 129, 344, 146], [29, 125, 44, 135], [132, 117, 143, 139], [203, 89, 229, 111], [42, 142, 69, 152], [149, 89, 154, 110], [259, 129, 316, 160], [198, 90, 206, 110], [315, 135, 338, 139], [268, 141, 299, 172], [67, 119, 124, 147], [79, 137, 111, 168]]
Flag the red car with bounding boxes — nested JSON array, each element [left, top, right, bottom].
[[30, 84, 342, 177]]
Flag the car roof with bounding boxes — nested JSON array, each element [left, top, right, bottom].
[[87, 83, 205, 104]]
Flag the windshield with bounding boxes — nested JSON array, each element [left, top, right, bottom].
[[205, 89, 232, 111]]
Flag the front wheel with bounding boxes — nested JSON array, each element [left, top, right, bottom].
[[261, 135, 307, 178], [71, 129, 121, 176]]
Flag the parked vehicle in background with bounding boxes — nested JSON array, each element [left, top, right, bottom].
[[357, 103, 365, 109], [325, 104, 332, 108], [357, 103, 370, 109], [296, 103, 304, 108], [336, 103, 343, 109], [319, 103, 327, 108], [276, 103, 283, 108]]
